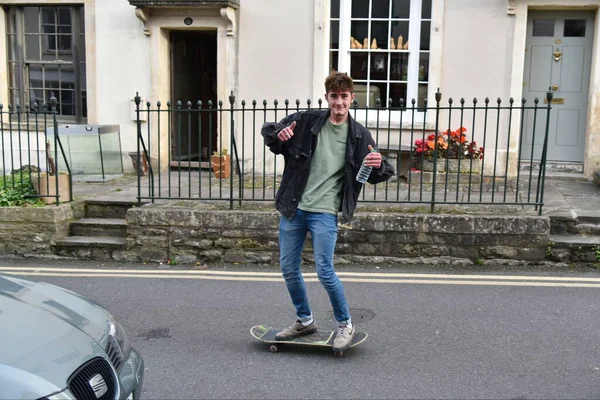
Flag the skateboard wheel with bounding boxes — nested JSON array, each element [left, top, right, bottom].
[[334, 351, 343, 357], [269, 344, 279, 353]]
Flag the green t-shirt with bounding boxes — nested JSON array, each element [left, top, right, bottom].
[[298, 119, 347, 215]]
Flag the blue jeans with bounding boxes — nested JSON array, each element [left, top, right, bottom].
[[279, 209, 351, 325]]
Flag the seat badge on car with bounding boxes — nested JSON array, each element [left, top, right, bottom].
[[89, 374, 108, 398]]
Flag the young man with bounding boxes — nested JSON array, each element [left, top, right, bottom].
[[261, 71, 394, 352]]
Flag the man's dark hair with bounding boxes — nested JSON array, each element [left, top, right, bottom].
[[324, 71, 354, 94]]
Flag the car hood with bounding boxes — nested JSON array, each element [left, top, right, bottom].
[[0, 274, 112, 397]]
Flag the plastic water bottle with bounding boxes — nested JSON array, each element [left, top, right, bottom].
[[356, 148, 377, 184]]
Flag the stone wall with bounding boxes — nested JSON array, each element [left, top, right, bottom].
[[126, 207, 550, 265], [0, 203, 73, 257]]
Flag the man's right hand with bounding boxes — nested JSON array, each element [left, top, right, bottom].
[[277, 121, 296, 142]]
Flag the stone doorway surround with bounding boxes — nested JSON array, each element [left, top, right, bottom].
[[508, 0, 600, 177], [126, 0, 239, 169]]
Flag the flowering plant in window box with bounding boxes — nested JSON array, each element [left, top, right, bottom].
[[413, 127, 484, 173]]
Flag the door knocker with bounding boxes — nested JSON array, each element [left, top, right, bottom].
[[553, 49, 562, 62]]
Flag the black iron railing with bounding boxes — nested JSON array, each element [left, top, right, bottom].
[[134, 90, 553, 215], [0, 97, 72, 205]]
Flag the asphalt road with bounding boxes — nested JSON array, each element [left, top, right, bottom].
[[2, 259, 600, 399]]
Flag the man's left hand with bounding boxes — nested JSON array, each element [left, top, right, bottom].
[[363, 145, 382, 168]]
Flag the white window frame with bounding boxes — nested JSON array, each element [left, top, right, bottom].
[[313, 0, 444, 127]]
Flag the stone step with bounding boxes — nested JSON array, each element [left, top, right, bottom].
[[70, 218, 127, 238], [85, 200, 141, 219], [549, 211, 600, 234], [54, 236, 127, 260], [568, 223, 600, 235], [56, 236, 127, 248], [548, 234, 600, 264]]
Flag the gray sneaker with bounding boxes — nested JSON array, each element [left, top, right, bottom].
[[275, 320, 317, 341], [332, 324, 355, 352]]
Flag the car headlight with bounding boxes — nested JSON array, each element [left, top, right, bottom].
[[107, 319, 130, 368]]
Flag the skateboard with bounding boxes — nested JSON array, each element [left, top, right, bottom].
[[250, 325, 368, 357]]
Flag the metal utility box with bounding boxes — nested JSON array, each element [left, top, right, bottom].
[[46, 124, 123, 182]]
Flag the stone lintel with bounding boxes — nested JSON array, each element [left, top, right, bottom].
[[127, 0, 239, 9]]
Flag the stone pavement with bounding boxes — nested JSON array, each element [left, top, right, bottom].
[[70, 171, 599, 220]]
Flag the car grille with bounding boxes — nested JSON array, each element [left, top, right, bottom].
[[68, 357, 117, 400], [105, 336, 124, 370]]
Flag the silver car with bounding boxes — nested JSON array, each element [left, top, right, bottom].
[[0, 274, 144, 399]]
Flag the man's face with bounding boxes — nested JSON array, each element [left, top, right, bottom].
[[325, 90, 355, 119]]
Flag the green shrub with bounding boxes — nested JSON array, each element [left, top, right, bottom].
[[0, 170, 43, 207]]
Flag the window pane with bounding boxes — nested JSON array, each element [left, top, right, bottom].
[[329, 51, 339, 71], [418, 83, 428, 108], [24, 7, 39, 33], [372, 0, 390, 19], [390, 53, 408, 81], [330, 0, 340, 18], [58, 7, 71, 25], [354, 82, 383, 108], [419, 52, 429, 82], [331, 20, 339, 50], [60, 67, 76, 89], [350, 53, 368, 80], [28, 65, 44, 105], [389, 83, 407, 108], [371, 21, 389, 49], [58, 23, 72, 35], [391, 21, 409, 49], [41, 34, 57, 60], [370, 83, 385, 107], [25, 34, 41, 60], [41, 8, 56, 33], [422, 0, 432, 19], [351, 20, 369, 48], [370, 54, 388, 80], [352, 0, 369, 18], [58, 34, 72, 52], [533, 19, 554, 37], [59, 90, 76, 115], [420, 21, 431, 51], [391, 0, 410, 19], [564, 20, 586, 37]]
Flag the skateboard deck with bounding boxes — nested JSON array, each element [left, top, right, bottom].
[[250, 325, 367, 357]]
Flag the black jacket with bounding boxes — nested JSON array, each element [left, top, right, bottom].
[[261, 109, 394, 223]]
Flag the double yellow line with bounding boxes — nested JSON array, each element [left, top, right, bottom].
[[1, 266, 600, 288]]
